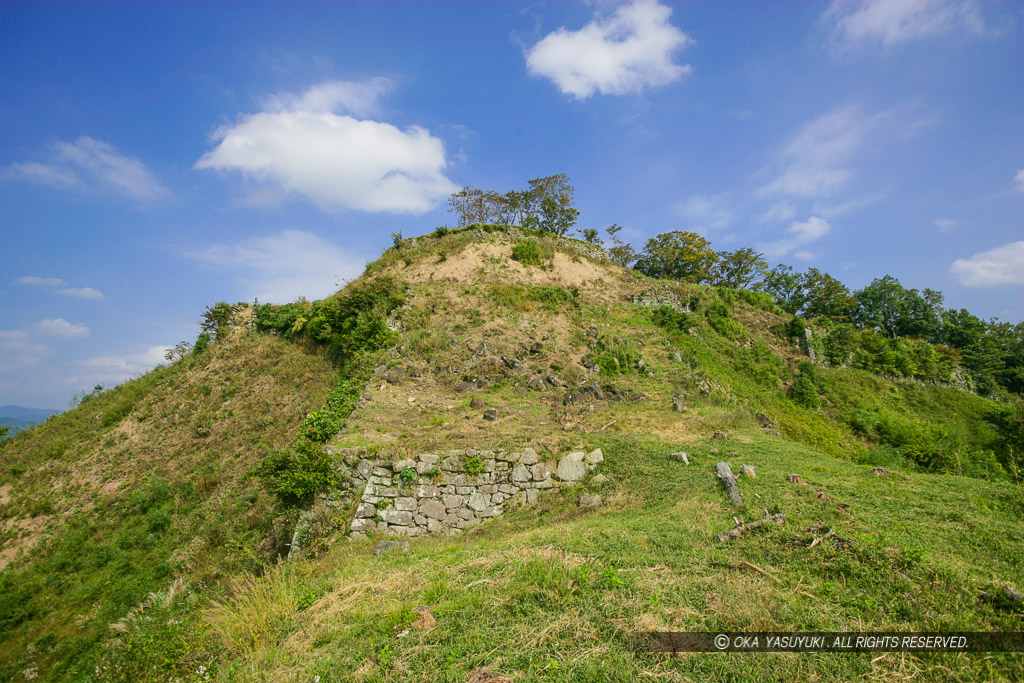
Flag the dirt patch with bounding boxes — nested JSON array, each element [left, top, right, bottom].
[[0, 515, 50, 571], [0, 485, 10, 506]]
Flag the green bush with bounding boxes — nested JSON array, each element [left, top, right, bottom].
[[650, 305, 694, 332], [787, 317, 807, 339], [511, 241, 545, 266], [790, 373, 820, 409], [590, 340, 642, 376], [256, 441, 339, 508], [706, 301, 746, 340]]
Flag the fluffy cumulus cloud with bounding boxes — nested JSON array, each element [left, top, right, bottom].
[[950, 241, 1024, 287], [824, 0, 986, 51], [526, 0, 692, 99], [1, 136, 170, 203], [758, 216, 832, 259], [16, 275, 104, 300], [195, 79, 457, 214], [30, 319, 90, 338], [188, 229, 365, 303]]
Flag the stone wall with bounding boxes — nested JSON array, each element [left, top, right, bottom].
[[336, 447, 603, 538]]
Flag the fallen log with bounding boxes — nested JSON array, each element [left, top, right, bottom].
[[716, 511, 784, 541], [716, 462, 744, 506]]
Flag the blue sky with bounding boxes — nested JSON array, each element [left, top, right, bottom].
[[1, 0, 1021, 410]]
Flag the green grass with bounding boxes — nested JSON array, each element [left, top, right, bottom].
[[98, 432, 1023, 681]]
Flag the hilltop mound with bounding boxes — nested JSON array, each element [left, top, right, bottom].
[[1, 225, 1021, 681]]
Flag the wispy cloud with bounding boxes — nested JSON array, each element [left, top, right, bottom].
[[0, 319, 90, 373], [16, 275, 104, 300], [950, 241, 1024, 287], [195, 79, 457, 214], [758, 216, 832, 259], [1014, 169, 1024, 193], [188, 229, 365, 303], [71, 346, 171, 388], [823, 0, 987, 52], [675, 194, 733, 233], [1, 136, 170, 203], [525, 0, 692, 100], [933, 218, 957, 233]]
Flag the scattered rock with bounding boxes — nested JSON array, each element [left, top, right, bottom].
[[579, 494, 602, 509], [372, 540, 409, 556], [527, 377, 547, 391], [669, 452, 689, 464], [470, 397, 486, 409], [755, 412, 774, 429], [557, 453, 588, 483], [873, 467, 891, 476], [592, 474, 608, 485], [584, 448, 604, 465], [483, 409, 500, 421], [672, 394, 687, 412], [455, 382, 475, 393], [739, 465, 757, 479]]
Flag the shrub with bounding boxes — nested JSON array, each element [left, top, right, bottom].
[[706, 301, 746, 340], [512, 240, 545, 266], [256, 441, 339, 508], [787, 317, 807, 339], [651, 305, 694, 332], [790, 373, 820, 409]]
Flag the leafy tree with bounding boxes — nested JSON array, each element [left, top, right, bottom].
[[759, 264, 808, 314], [523, 174, 579, 236], [605, 224, 637, 268], [802, 268, 854, 320], [447, 186, 485, 227], [851, 275, 909, 338], [711, 248, 768, 289], [939, 308, 987, 349], [580, 228, 600, 244], [898, 287, 944, 340], [200, 303, 234, 340], [635, 231, 718, 283]]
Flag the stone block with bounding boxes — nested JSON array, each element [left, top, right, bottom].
[[584, 449, 604, 465], [520, 448, 539, 465], [354, 503, 377, 518], [414, 485, 439, 498], [350, 518, 376, 533], [557, 456, 588, 483], [512, 464, 531, 482], [380, 509, 414, 526], [394, 458, 416, 472], [457, 508, 476, 521], [420, 499, 446, 520], [443, 494, 465, 509], [467, 492, 490, 512], [394, 497, 417, 511]]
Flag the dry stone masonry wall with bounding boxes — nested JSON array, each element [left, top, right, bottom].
[[336, 447, 604, 538]]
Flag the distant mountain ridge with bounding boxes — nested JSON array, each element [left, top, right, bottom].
[[0, 405, 59, 431]]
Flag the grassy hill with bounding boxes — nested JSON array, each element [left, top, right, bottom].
[[1, 225, 1021, 681]]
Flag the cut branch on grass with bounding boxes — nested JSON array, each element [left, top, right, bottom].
[[716, 510, 784, 541], [807, 527, 851, 548], [709, 560, 779, 582]]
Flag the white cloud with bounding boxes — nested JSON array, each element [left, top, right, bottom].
[[761, 105, 888, 198], [950, 241, 1024, 287], [261, 77, 393, 117], [0, 330, 48, 372], [0, 319, 90, 373], [71, 346, 172, 388], [759, 201, 797, 223], [758, 216, 832, 259], [675, 194, 732, 232], [824, 0, 986, 51], [30, 319, 90, 338], [18, 276, 66, 287], [195, 80, 457, 214], [16, 276, 104, 300], [526, 0, 692, 99], [188, 230, 365, 303], [1, 136, 170, 203], [56, 287, 104, 300], [1015, 169, 1024, 193], [933, 218, 957, 233]]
